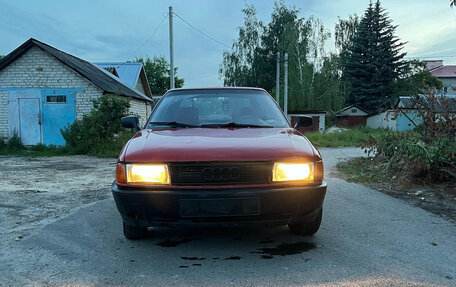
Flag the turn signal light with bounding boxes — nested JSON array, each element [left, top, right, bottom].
[[116, 163, 127, 184], [314, 161, 324, 183]]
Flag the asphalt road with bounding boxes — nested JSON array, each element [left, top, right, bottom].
[[1, 147, 455, 287]]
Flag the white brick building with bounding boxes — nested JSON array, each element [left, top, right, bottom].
[[0, 38, 153, 145]]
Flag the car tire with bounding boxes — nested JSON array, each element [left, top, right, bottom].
[[123, 221, 148, 240], [288, 209, 322, 236]]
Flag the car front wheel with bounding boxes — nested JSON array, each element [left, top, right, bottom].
[[123, 221, 148, 240], [288, 209, 322, 236]]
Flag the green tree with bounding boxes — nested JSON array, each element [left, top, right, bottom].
[[335, 15, 359, 54], [334, 15, 359, 105], [394, 60, 443, 97], [220, 2, 343, 113], [343, 0, 407, 113], [219, 5, 263, 87], [134, 56, 184, 95]]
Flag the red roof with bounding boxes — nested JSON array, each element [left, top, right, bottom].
[[430, 65, 456, 78]]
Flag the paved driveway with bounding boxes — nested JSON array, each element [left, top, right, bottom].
[[0, 148, 455, 286]]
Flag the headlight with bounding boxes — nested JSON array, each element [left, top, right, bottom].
[[124, 164, 170, 185], [272, 162, 314, 182]]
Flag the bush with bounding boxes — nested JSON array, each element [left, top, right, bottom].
[[7, 131, 24, 151], [61, 95, 133, 155], [366, 131, 456, 183]]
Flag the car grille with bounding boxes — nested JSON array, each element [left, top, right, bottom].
[[169, 162, 273, 186]]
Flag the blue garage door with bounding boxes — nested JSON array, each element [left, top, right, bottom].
[[18, 98, 42, 145], [41, 90, 77, 146]]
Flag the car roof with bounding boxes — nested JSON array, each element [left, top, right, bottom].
[[167, 87, 267, 93]]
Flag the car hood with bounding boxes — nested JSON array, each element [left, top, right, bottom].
[[121, 128, 320, 163]]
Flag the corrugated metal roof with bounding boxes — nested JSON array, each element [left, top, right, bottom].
[[93, 62, 142, 88], [0, 38, 151, 102], [398, 95, 456, 112]]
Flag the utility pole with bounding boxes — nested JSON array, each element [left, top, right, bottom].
[[275, 52, 280, 104], [284, 53, 288, 117], [169, 6, 175, 89]]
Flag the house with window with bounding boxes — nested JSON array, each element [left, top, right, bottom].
[[426, 60, 456, 95], [93, 62, 153, 100], [336, 105, 369, 128], [0, 38, 153, 146]]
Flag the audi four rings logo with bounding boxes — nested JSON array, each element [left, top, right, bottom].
[[202, 167, 241, 181]]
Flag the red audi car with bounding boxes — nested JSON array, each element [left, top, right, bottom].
[[113, 87, 327, 239]]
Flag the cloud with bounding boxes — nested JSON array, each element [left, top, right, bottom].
[[1, 0, 456, 86]]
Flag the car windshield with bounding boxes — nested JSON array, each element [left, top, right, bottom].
[[148, 90, 289, 128]]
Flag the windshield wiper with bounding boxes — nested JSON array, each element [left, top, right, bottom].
[[148, 121, 198, 128], [200, 122, 273, 128]]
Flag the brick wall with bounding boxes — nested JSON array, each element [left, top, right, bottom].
[[130, 98, 151, 127], [0, 46, 150, 139]]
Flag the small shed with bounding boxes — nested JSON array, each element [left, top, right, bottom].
[[287, 110, 326, 134], [0, 38, 153, 146], [366, 110, 421, 131], [336, 105, 369, 128]]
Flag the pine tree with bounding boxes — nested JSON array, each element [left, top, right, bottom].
[[344, 0, 406, 113]]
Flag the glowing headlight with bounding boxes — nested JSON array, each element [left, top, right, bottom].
[[126, 164, 170, 184], [273, 162, 314, 182]]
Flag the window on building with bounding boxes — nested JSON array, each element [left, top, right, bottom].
[[46, 95, 67, 103], [351, 108, 357, 114], [444, 87, 448, 94]]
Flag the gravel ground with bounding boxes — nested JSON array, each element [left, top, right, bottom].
[[0, 156, 115, 250], [0, 150, 455, 286]]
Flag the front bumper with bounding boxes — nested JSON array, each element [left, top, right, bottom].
[[112, 181, 327, 227]]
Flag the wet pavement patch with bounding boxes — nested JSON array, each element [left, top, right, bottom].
[[179, 266, 188, 268], [192, 263, 202, 266], [155, 238, 200, 247], [224, 256, 242, 260], [261, 255, 273, 259], [251, 241, 316, 257], [181, 256, 206, 261]]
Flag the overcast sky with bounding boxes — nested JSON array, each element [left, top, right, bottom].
[[1, 0, 455, 88]]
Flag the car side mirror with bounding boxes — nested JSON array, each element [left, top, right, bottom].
[[294, 116, 313, 129], [121, 116, 140, 131]]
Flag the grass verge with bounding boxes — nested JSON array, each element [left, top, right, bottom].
[[0, 134, 131, 158], [305, 127, 388, 147], [336, 157, 388, 183]]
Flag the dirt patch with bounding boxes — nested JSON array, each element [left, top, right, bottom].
[[334, 158, 456, 224], [0, 156, 116, 250]]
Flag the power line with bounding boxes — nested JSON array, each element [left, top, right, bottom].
[[128, 16, 167, 60], [186, 73, 220, 81], [405, 55, 456, 59], [173, 12, 231, 49]]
